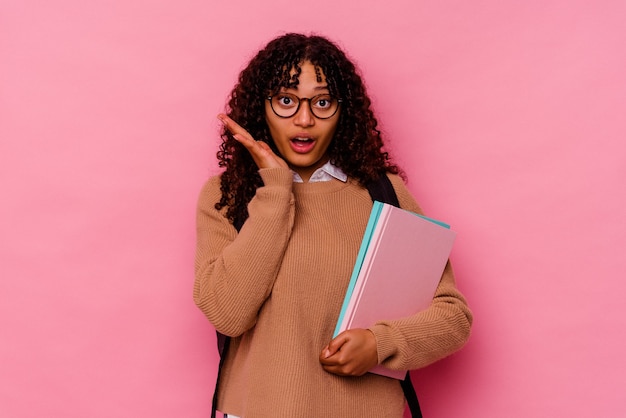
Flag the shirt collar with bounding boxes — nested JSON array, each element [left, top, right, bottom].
[[292, 161, 348, 183]]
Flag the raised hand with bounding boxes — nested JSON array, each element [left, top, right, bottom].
[[319, 329, 379, 377], [218, 114, 288, 170]]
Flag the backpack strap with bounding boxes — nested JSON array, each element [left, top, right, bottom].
[[367, 174, 423, 418], [365, 173, 400, 207], [211, 333, 229, 418], [211, 174, 422, 418], [401, 372, 423, 418]]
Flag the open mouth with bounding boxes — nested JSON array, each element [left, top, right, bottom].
[[290, 136, 316, 153]]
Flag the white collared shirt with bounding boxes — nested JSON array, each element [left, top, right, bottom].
[[291, 161, 348, 183]]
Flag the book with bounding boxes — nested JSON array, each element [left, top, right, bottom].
[[333, 201, 456, 379]]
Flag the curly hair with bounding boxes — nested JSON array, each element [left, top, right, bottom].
[[215, 33, 402, 227]]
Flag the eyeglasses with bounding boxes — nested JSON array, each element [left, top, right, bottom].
[[267, 93, 342, 119]]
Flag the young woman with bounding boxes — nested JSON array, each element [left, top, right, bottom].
[[194, 33, 472, 417]]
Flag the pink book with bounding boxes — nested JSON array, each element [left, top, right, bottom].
[[336, 202, 456, 379]]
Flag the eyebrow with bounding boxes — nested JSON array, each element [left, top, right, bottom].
[[281, 85, 329, 93]]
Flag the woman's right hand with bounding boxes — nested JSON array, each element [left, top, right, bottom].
[[218, 113, 288, 170]]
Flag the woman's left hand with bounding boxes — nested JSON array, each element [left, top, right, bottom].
[[319, 329, 379, 376]]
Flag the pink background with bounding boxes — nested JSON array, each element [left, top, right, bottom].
[[2, 0, 625, 417]]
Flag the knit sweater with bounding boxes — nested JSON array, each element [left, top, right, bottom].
[[194, 167, 472, 417]]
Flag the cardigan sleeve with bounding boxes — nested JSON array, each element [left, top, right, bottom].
[[368, 174, 473, 371], [193, 167, 295, 337]]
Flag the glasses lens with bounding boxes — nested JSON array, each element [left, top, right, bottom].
[[271, 93, 300, 117], [310, 94, 338, 119]]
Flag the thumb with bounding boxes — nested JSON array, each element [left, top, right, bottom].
[[324, 334, 349, 358]]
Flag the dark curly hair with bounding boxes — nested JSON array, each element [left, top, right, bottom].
[[215, 33, 402, 227]]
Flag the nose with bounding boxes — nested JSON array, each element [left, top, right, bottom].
[[293, 99, 314, 127]]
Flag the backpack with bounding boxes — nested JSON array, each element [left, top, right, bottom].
[[211, 174, 422, 418]]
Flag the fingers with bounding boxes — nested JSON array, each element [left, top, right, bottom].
[[320, 335, 347, 360], [217, 114, 287, 170], [319, 329, 379, 377], [218, 113, 254, 142], [326, 334, 348, 357], [218, 114, 258, 151]]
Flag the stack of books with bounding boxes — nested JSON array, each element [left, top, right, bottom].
[[333, 201, 456, 379]]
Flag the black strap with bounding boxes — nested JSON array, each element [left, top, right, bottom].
[[211, 174, 422, 417], [367, 175, 423, 418], [365, 173, 400, 208], [211, 334, 229, 418], [401, 372, 423, 418]]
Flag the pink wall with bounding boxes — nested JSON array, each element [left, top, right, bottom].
[[2, 0, 624, 416]]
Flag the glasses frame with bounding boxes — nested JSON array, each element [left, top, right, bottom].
[[266, 93, 342, 120]]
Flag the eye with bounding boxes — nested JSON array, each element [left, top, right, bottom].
[[275, 94, 298, 108], [313, 95, 333, 109]]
